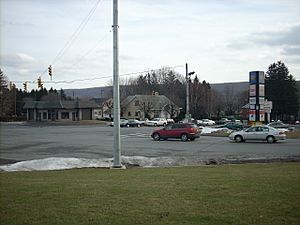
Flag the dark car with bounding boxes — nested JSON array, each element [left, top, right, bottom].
[[217, 122, 243, 130], [127, 119, 142, 127], [151, 123, 200, 141]]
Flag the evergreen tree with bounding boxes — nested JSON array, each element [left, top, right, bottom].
[[0, 68, 14, 118], [265, 61, 299, 121]]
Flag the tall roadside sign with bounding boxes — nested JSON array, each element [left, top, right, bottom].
[[249, 71, 265, 125]]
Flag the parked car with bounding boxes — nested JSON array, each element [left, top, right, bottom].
[[267, 121, 294, 130], [167, 118, 175, 124], [145, 118, 168, 126], [151, 123, 201, 141], [180, 118, 196, 124], [229, 125, 286, 143], [197, 119, 215, 126], [217, 118, 231, 124], [127, 119, 142, 127], [217, 122, 243, 130], [109, 119, 129, 127]]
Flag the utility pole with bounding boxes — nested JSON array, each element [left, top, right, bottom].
[[112, 0, 121, 168], [185, 63, 194, 121]]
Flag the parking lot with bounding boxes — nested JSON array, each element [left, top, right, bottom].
[[1, 122, 300, 167]]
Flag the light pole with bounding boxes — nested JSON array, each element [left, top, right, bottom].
[[112, 0, 122, 168], [185, 63, 194, 122]]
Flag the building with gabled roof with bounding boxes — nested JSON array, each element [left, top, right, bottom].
[[120, 94, 180, 119]]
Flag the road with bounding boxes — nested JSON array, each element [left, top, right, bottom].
[[1, 123, 300, 165]]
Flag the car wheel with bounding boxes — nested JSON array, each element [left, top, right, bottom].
[[234, 135, 243, 143], [153, 133, 160, 141], [154, 123, 157, 127], [181, 133, 188, 142], [126, 124, 130, 128], [267, 135, 275, 143], [137, 124, 140, 127]]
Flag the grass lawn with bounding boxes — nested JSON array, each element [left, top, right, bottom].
[[1, 163, 299, 225]]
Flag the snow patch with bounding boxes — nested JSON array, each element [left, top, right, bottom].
[[0, 157, 112, 172], [0, 156, 206, 172], [200, 127, 231, 134]]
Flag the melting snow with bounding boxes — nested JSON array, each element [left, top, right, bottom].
[[0, 156, 209, 172], [200, 127, 231, 134], [0, 157, 112, 172]]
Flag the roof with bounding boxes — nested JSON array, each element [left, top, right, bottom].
[[121, 95, 179, 110], [23, 100, 99, 109]]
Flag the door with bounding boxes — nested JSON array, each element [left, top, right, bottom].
[[81, 109, 92, 120], [244, 127, 258, 140]]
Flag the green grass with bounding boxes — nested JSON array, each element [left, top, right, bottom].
[[1, 163, 299, 225]]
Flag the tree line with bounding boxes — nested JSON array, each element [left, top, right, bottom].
[[0, 68, 70, 120], [0, 61, 299, 122]]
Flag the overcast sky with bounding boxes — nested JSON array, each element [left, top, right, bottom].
[[1, 0, 300, 90]]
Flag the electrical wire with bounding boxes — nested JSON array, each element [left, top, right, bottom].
[[52, 0, 102, 64], [38, 0, 102, 77], [12, 65, 184, 84], [71, 29, 112, 68]]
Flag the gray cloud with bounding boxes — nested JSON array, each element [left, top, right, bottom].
[[1, 53, 37, 68], [252, 25, 300, 46], [0, 20, 35, 28], [282, 46, 300, 56], [227, 25, 300, 58]]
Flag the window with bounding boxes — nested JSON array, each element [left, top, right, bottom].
[[135, 112, 139, 116], [61, 112, 69, 119], [135, 100, 139, 106], [128, 111, 131, 116], [43, 112, 47, 120], [247, 127, 256, 132], [171, 124, 180, 129]]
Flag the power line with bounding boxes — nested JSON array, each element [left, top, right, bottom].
[[52, 0, 102, 64], [39, 0, 102, 77], [47, 65, 184, 84], [71, 29, 113, 68], [12, 65, 184, 84]]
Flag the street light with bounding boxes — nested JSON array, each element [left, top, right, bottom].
[[185, 63, 195, 121]]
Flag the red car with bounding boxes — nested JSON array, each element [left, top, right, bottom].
[[151, 123, 200, 141]]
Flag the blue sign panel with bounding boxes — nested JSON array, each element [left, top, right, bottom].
[[249, 71, 257, 84]]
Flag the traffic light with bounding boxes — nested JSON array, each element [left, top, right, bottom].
[[23, 82, 27, 92], [48, 65, 52, 79], [37, 77, 43, 89]]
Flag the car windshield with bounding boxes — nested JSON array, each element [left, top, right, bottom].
[[268, 126, 277, 131]]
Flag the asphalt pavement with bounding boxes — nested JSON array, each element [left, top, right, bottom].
[[1, 122, 300, 165]]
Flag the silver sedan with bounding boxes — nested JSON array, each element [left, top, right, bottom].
[[229, 125, 286, 143]]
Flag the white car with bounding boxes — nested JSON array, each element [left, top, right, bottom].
[[197, 119, 215, 126], [229, 125, 286, 143], [109, 119, 129, 127], [145, 118, 167, 126]]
